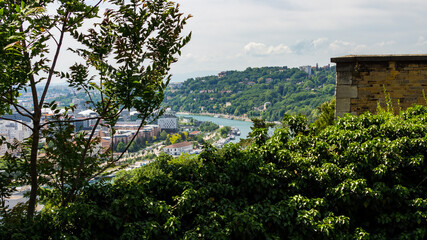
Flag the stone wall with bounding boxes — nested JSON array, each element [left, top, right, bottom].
[[331, 55, 427, 117]]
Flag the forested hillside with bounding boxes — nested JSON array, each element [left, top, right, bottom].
[[164, 66, 336, 121]]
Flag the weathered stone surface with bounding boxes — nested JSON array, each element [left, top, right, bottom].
[[336, 85, 358, 98], [336, 71, 352, 85], [335, 98, 350, 113], [336, 63, 354, 72], [331, 54, 427, 117]]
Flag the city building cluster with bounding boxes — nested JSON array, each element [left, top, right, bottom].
[[0, 99, 179, 156]]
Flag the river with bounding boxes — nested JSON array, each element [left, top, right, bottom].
[[176, 114, 253, 143]]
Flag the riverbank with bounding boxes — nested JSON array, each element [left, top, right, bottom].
[[176, 113, 253, 144], [176, 111, 252, 122]]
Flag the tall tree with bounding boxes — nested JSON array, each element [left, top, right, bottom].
[[313, 97, 335, 132], [0, 0, 191, 219]]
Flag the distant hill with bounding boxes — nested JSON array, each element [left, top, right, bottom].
[[163, 66, 336, 121]]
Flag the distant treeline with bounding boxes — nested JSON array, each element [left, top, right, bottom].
[[163, 66, 336, 121]]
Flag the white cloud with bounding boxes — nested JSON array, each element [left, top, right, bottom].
[[168, 0, 427, 81], [329, 40, 367, 54], [244, 42, 292, 56], [312, 38, 329, 48], [378, 41, 396, 47], [416, 37, 427, 46]]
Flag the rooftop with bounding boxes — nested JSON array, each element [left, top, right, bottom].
[[331, 54, 427, 63], [164, 141, 193, 149]]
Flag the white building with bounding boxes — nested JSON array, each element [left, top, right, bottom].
[[0, 120, 32, 156], [163, 141, 193, 156], [76, 109, 98, 128], [299, 65, 312, 76], [0, 135, 8, 156], [0, 121, 32, 141], [158, 114, 178, 132]]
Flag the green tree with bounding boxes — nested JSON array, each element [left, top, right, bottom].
[[128, 141, 138, 153], [169, 133, 182, 144], [165, 134, 171, 145], [0, 0, 190, 218], [248, 118, 274, 146], [181, 131, 188, 141], [196, 134, 205, 144], [159, 130, 168, 140], [313, 98, 335, 132], [219, 126, 231, 138], [116, 141, 125, 153], [198, 121, 219, 132]]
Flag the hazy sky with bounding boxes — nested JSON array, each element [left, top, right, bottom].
[[168, 0, 427, 81]]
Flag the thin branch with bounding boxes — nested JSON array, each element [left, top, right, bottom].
[[64, 117, 101, 205], [19, 26, 39, 114], [11, 103, 33, 119], [80, 84, 96, 108], [40, 103, 126, 129], [12, 106, 33, 121], [33, 13, 59, 46], [44, 28, 59, 46], [54, 24, 61, 32], [7, 99, 33, 119], [40, 102, 125, 131], [49, 171, 63, 196], [60, 166, 64, 203], [91, 115, 148, 179], [40, 116, 101, 129], [0, 117, 33, 130], [115, 120, 145, 162], [113, 105, 126, 118], [65, 0, 103, 31], [102, 95, 113, 113], [109, 124, 114, 163], [100, 61, 105, 111], [416, 176, 427, 188], [0, 96, 34, 119], [39, 11, 69, 108]]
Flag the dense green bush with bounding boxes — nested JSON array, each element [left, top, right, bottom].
[[2, 106, 427, 239]]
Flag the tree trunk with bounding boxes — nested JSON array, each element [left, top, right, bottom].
[[27, 119, 40, 219]]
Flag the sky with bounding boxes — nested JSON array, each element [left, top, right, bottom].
[[167, 0, 427, 82], [48, 0, 427, 84]]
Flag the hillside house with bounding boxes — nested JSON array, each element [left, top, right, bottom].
[[163, 141, 193, 156]]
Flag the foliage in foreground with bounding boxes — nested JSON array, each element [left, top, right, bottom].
[[0, 0, 190, 218], [2, 105, 427, 239]]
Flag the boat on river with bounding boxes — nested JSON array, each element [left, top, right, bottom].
[[231, 127, 241, 136]]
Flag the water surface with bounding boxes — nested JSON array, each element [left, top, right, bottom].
[[177, 114, 253, 143]]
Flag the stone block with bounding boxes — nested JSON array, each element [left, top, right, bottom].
[[336, 71, 352, 85], [336, 63, 354, 72], [336, 98, 350, 113], [336, 85, 358, 98]]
